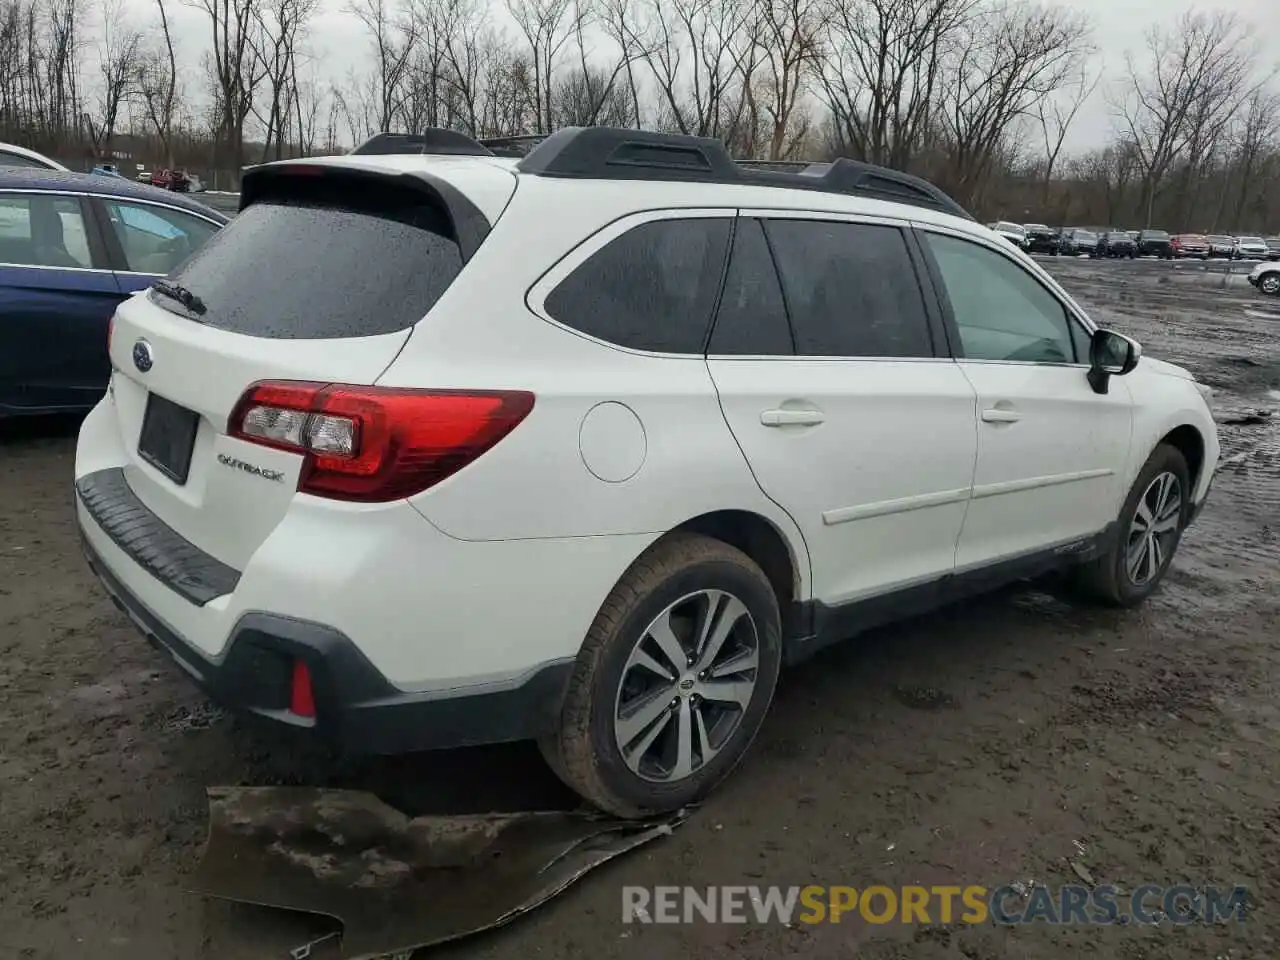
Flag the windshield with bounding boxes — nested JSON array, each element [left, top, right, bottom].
[[1025, 224, 1050, 232], [1238, 237, 1263, 244], [995, 222, 1025, 234], [1142, 231, 1169, 239], [1209, 236, 1231, 243]]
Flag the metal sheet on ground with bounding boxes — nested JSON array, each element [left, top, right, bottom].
[[191, 787, 685, 959]]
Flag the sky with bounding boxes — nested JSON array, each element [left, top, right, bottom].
[[113, 0, 1279, 157]]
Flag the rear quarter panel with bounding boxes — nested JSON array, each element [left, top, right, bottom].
[[378, 180, 812, 596]]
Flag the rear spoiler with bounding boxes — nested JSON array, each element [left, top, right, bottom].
[[238, 161, 492, 263]]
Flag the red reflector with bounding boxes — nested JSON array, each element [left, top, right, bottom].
[[290, 660, 316, 718], [228, 382, 535, 503]]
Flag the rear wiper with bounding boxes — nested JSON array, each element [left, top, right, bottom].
[[150, 279, 207, 316]]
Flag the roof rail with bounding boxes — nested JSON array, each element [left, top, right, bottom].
[[478, 134, 549, 158], [350, 130, 494, 157], [517, 127, 973, 220]]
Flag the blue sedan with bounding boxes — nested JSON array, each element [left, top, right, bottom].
[[0, 169, 229, 416]]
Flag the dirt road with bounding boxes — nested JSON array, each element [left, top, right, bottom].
[[2, 261, 1278, 959]]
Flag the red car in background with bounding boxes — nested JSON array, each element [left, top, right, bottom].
[[149, 168, 191, 192], [1171, 234, 1210, 259]]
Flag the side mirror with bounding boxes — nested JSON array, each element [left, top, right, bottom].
[[1087, 328, 1141, 394]]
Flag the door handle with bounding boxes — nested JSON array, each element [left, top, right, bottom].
[[761, 408, 825, 427], [981, 407, 1022, 423]]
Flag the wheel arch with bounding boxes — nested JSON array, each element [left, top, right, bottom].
[[1159, 423, 1206, 493], [666, 509, 810, 637]]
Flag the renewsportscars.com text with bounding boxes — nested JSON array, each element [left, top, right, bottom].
[[622, 884, 1249, 926]]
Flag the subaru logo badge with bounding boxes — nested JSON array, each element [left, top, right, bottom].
[[132, 339, 154, 373]]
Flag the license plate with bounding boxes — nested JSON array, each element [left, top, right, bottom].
[[138, 393, 199, 484]]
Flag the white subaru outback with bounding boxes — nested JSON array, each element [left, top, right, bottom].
[[76, 127, 1219, 817]]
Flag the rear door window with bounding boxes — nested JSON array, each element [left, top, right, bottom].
[[708, 218, 793, 356], [763, 219, 935, 358], [544, 217, 731, 354], [100, 199, 220, 275], [157, 193, 463, 339]]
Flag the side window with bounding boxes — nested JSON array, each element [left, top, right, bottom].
[[102, 200, 220, 275], [0, 193, 91, 268], [924, 232, 1075, 364], [763, 219, 934, 358], [0, 151, 51, 169], [544, 217, 731, 354], [708, 218, 793, 355]]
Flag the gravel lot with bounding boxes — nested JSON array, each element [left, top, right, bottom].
[[1, 258, 1278, 959]]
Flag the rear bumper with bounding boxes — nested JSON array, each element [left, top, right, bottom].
[[74, 462, 579, 754], [81, 532, 573, 753]]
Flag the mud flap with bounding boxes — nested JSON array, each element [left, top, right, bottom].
[[191, 787, 686, 959]]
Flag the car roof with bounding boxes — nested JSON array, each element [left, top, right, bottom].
[[0, 167, 228, 221], [0, 141, 69, 171], [253, 151, 988, 237]]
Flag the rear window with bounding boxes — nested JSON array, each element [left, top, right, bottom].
[[157, 195, 463, 339], [1142, 230, 1169, 239]]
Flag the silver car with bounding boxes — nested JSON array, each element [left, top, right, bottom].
[[1232, 236, 1269, 260]]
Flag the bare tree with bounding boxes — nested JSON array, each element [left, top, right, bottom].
[[1035, 62, 1101, 207], [1114, 11, 1258, 228], [87, 0, 142, 158], [348, 0, 418, 131], [748, 0, 825, 158], [190, 0, 267, 185], [251, 0, 319, 160], [637, 0, 754, 141], [818, 0, 976, 170], [936, 2, 1092, 207], [506, 0, 581, 132], [135, 0, 180, 167]]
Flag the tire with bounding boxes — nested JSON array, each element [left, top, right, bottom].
[[1259, 273, 1280, 296], [1073, 444, 1191, 607], [542, 532, 783, 817]]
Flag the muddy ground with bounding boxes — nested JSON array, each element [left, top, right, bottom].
[[1, 259, 1278, 959]]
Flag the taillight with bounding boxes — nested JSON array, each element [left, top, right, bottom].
[[227, 381, 535, 502]]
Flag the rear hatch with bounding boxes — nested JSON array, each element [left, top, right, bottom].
[[104, 159, 515, 571]]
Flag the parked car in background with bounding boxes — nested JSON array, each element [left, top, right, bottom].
[[0, 142, 68, 171], [1231, 236, 1268, 260], [1057, 228, 1096, 256], [1094, 231, 1137, 259], [90, 163, 127, 179], [1136, 230, 1174, 259], [1266, 237, 1280, 261], [72, 127, 1219, 818], [987, 221, 1028, 249], [1023, 224, 1059, 254], [1206, 235, 1235, 258], [150, 168, 192, 192], [0, 169, 228, 416], [1171, 234, 1210, 259], [1249, 261, 1280, 295]]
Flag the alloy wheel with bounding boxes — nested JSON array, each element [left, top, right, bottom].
[[613, 590, 759, 783], [1125, 471, 1183, 586], [1261, 274, 1280, 295]]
